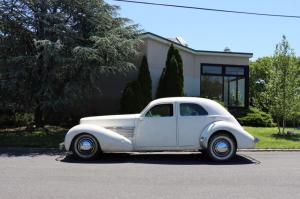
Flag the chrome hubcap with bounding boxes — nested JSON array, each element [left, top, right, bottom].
[[79, 139, 93, 151], [76, 137, 96, 156], [213, 139, 231, 157]]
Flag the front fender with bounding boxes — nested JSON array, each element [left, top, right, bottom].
[[200, 121, 256, 149], [64, 124, 133, 152]]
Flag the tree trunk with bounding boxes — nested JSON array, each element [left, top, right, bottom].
[[282, 119, 286, 134], [34, 106, 43, 127], [277, 119, 281, 134]]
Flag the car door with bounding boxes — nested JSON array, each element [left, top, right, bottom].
[[135, 103, 177, 149], [177, 103, 211, 147]]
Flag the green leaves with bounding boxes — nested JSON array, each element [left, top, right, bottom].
[[0, 0, 141, 125], [120, 56, 152, 113], [265, 36, 299, 132], [138, 56, 152, 107], [250, 56, 273, 111], [120, 81, 144, 114], [156, 44, 184, 98]]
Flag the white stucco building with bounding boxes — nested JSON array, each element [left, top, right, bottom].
[[139, 32, 253, 108], [93, 32, 253, 114]]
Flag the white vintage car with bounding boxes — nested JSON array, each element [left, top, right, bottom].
[[62, 97, 258, 162]]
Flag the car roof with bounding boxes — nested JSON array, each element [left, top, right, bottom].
[[147, 97, 230, 116]]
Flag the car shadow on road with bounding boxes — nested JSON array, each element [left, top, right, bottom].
[[60, 153, 260, 165]]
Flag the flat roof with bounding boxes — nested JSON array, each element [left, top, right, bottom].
[[141, 32, 253, 58]]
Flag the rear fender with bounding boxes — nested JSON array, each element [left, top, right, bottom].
[[64, 124, 133, 152], [200, 121, 255, 149]]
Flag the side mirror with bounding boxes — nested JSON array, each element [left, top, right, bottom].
[[139, 117, 144, 121]]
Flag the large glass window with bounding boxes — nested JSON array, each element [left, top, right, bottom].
[[180, 103, 208, 116], [202, 65, 222, 74], [201, 64, 247, 108], [145, 104, 173, 117], [224, 76, 245, 107], [225, 67, 245, 75], [200, 76, 223, 101]]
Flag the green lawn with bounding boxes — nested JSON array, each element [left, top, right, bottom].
[[0, 126, 66, 148], [244, 126, 300, 149], [0, 126, 299, 149]]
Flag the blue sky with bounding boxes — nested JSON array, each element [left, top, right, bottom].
[[106, 0, 300, 60]]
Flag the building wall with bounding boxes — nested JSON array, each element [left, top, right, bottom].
[[145, 38, 250, 98]]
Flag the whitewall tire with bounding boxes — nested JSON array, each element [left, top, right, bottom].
[[72, 134, 100, 160], [207, 133, 236, 162]]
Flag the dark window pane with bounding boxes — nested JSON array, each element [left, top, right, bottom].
[[225, 67, 245, 75], [145, 104, 173, 117], [200, 76, 223, 101], [224, 76, 245, 107], [202, 65, 222, 74], [237, 78, 245, 106], [180, 103, 208, 116]]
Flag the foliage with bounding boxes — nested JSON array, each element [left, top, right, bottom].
[[249, 36, 300, 131], [0, 113, 34, 128], [138, 56, 152, 107], [0, 0, 140, 126], [265, 36, 300, 133], [164, 57, 182, 96], [156, 44, 184, 98], [249, 57, 273, 111], [120, 81, 144, 114], [120, 56, 152, 114], [231, 107, 275, 127]]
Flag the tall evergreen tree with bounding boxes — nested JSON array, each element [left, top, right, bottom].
[[156, 68, 166, 98], [0, 0, 141, 126], [156, 44, 184, 98], [174, 48, 184, 95], [120, 56, 152, 113], [137, 56, 152, 107], [165, 57, 181, 97]]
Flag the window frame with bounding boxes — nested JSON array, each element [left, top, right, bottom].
[[144, 103, 174, 118], [200, 63, 249, 108]]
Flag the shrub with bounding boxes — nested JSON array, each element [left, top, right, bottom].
[[230, 107, 275, 127], [138, 56, 152, 107], [120, 81, 144, 114], [120, 56, 153, 114], [0, 113, 34, 127]]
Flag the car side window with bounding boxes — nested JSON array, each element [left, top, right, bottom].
[[145, 104, 173, 117], [180, 103, 208, 116]]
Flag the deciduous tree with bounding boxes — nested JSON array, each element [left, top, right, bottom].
[[266, 36, 299, 134]]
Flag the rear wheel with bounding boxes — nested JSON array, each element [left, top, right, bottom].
[[207, 133, 236, 162], [72, 134, 100, 160]]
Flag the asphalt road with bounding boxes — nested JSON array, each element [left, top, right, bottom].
[[0, 149, 300, 199]]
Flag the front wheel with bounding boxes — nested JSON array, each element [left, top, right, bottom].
[[207, 133, 236, 162], [72, 134, 100, 160]]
